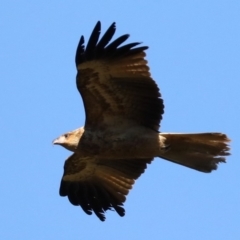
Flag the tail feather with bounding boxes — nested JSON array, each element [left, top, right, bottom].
[[159, 133, 230, 173]]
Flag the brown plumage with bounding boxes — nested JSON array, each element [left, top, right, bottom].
[[53, 21, 230, 221]]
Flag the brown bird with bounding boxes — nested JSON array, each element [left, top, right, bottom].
[[53, 21, 230, 221]]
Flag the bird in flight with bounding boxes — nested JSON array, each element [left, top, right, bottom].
[[53, 21, 230, 221]]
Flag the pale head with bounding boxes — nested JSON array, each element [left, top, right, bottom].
[[53, 127, 84, 152]]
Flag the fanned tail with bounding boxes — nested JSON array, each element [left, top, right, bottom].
[[159, 133, 230, 172]]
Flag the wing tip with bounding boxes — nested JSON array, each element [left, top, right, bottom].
[[59, 178, 127, 221], [75, 21, 148, 66]]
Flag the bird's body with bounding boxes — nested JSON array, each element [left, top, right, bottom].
[[62, 126, 165, 158], [53, 21, 230, 221]]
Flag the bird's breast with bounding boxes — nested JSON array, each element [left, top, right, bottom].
[[77, 127, 160, 159]]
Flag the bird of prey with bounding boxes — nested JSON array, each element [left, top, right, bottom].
[[53, 21, 230, 221]]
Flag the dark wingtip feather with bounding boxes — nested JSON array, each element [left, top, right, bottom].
[[85, 21, 101, 61], [96, 22, 116, 53], [114, 205, 125, 217], [104, 34, 130, 53], [75, 36, 85, 66], [75, 21, 148, 66], [112, 42, 142, 58], [60, 177, 127, 221]]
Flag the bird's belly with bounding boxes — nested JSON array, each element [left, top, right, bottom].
[[77, 127, 161, 159]]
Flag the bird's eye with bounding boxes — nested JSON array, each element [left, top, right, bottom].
[[64, 134, 69, 138]]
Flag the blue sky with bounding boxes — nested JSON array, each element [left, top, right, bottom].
[[1, 1, 239, 239]]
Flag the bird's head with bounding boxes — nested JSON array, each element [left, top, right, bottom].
[[53, 127, 84, 152]]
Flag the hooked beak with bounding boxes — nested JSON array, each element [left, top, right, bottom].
[[52, 135, 65, 145]]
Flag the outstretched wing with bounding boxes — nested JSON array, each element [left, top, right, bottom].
[[59, 153, 153, 221], [76, 21, 164, 131]]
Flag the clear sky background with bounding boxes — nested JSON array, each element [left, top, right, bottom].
[[1, 1, 239, 240]]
